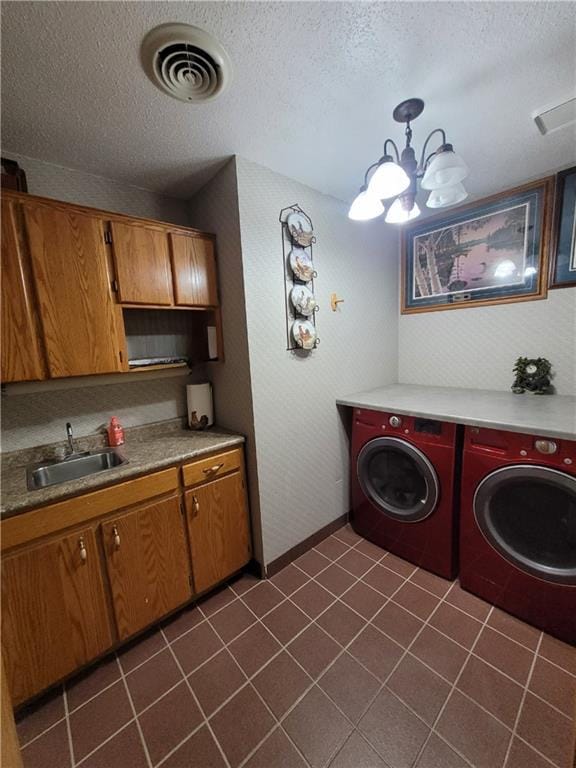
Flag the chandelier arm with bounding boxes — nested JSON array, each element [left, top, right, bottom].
[[383, 139, 401, 164], [418, 128, 447, 172], [363, 161, 381, 187]]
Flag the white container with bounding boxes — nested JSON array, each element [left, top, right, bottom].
[[186, 382, 213, 429]]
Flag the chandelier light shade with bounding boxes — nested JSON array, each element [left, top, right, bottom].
[[348, 98, 470, 224]]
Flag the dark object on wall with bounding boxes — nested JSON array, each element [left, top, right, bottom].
[[1, 158, 27, 192], [401, 177, 554, 313], [549, 166, 576, 289], [511, 357, 553, 395]]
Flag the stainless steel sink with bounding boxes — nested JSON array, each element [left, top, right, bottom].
[[27, 449, 128, 490]]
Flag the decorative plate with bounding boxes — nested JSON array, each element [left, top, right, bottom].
[[292, 319, 317, 350], [289, 247, 315, 282], [286, 211, 315, 247], [290, 285, 317, 316]]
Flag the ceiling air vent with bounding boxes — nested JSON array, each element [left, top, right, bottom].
[[141, 23, 232, 103]]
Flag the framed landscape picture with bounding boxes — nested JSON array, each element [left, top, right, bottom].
[[401, 178, 553, 313], [549, 166, 576, 289]]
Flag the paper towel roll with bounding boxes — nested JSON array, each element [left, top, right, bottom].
[[187, 383, 213, 429]]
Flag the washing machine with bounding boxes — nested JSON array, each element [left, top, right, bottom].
[[459, 426, 576, 644], [351, 408, 461, 580]]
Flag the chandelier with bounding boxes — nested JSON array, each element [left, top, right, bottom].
[[348, 98, 469, 224]]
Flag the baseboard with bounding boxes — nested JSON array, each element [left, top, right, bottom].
[[266, 513, 349, 577]]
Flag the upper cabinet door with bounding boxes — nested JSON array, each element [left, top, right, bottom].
[[1, 199, 46, 382], [23, 203, 125, 378], [110, 221, 173, 305], [170, 234, 219, 307]]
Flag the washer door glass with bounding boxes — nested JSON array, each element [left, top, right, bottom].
[[474, 465, 576, 584], [357, 437, 439, 522]]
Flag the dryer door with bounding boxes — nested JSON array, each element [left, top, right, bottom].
[[357, 437, 439, 522], [474, 465, 576, 584]]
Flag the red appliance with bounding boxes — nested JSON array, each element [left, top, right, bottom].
[[460, 426, 576, 644], [351, 408, 461, 580]]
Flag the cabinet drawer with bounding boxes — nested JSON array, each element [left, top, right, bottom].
[[182, 448, 242, 487]]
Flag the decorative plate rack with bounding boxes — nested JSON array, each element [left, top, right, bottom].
[[279, 204, 320, 351]]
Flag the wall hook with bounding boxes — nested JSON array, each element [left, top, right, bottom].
[[330, 293, 345, 312]]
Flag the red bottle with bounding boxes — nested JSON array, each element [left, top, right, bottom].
[[107, 416, 125, 447]]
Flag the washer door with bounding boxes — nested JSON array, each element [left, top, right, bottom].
[[357, 437, 439, 522], [474, 465, 576, 584]]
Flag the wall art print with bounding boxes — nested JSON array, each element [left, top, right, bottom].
[[549, 166, 576, 289], [401, 178, 553, 313]]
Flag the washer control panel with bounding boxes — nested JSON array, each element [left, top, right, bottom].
[[389, 415, 402, 428]]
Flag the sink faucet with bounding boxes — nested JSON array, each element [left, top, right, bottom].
[[65, 422, 77, 457]]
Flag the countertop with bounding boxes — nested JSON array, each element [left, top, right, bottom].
[[336, 384, 576, 440], [1, 420, 245, 518]]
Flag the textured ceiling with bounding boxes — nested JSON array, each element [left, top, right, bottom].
[[1, 1, 575, 203]]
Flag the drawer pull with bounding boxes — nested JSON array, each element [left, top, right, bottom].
[[203, 463, 224, 475], [112, 525, 121, 550], [192, 496, 200, 517], [79, 537, 87, 563]]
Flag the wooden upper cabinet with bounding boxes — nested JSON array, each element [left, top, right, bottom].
[[171, 234, 218, 307], [1, 528, 113, 706], [1, 199, 46, 382], [110, 221, 173, 305], [23, 202, 125, 378], [185, 472, 251, 594], [101, 496, 191, 640]]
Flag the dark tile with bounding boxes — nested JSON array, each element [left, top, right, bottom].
[[474, 626, 534, 685], [362, 564, 405, 597], [209, 685, 276, 768], [117, 628, 166, 674], [341, 581, 385, 620], [125, 648, 182, 713], [66, 657, 120, 713], [505, 736, 557, 768], [333, 524, 363, 546], [228, 622, 281, 677], [487, 608, 541, 650], [319, 652, 380, 723], [445, 583, 490, 622], [393, 582, 439, 621], [284, 686, 352, 768], [290, 581, 334, 619], [262, 599, 310, 645], [411, 627, 469, 683], [388, 654, 451, 725], [79, 723, 147, 768], [428, 602, 482, 650], [409, 569, 452, 598], [316, 601, 366, 646], [415, 733, 469, 768], [162, 725, 227, 768], [539, 633, 576, 674], [288, 623, 341, 679], [241, 581, 284, 618], [294, 549, 331, 577], [457, 655, 523, 727], [199, 586, 237, 617], [21, 720, 71, 768], [359, 688, 430, 768], [315, 536, 350, 561], [337, 549, 374, 578], [372, 600, 424, 648], [354, 537, 386, 562], [244, 728, 308, 768], [139, 681, 203, 765], [253, 652, 311, 718], [270, 564, 309, 596], [516, 692, 575, 768], [230, 572, 261, 596], [330, 731, 389, 768], [529, 655, 576, 715], [188, 649, 247, 717], [381, 552, 416, 577], [209, 599, 255, 644], [348, 625, 404, 681], [171, 621, 224, 675], [16, 686, 65, 746], [69, 680, 132, 763], [315, 563, 357, 596], [162, 603, 204, 642], [436, 690, 511, 768]]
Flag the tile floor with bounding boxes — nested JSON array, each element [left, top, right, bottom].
[[16, 524, 576, 768]]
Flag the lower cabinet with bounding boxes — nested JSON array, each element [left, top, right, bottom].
[[1, 528, 113, 706], [101, 496, 191, 640]]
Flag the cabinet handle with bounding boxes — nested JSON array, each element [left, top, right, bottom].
[[79, 537, 87, 563], [192, 496, 200, 518], [112, 526, 121, 550], [203, 463, 224, 475]]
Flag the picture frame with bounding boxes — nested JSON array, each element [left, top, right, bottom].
[[401, 177, 554, 314], [549, 166, 576, 289]]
